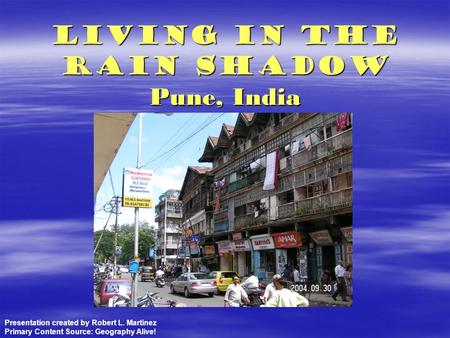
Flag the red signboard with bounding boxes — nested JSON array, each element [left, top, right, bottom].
[[272, 231, 302, 248]]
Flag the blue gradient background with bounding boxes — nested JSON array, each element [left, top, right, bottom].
[[1, 0, 449, 337]]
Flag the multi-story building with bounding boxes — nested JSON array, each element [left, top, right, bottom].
[[197, 113, 352, 282], [178, 166, 214, 272], [154, 189, 183, 267]]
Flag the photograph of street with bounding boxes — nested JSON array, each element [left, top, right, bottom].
[[94, 113, 353, 307]]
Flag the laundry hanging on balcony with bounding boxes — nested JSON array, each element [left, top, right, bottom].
[[303, 135, 312, 150], [214, 177, 226, 212], [336, 113, 351, 132], [263, 150, 280, 191]]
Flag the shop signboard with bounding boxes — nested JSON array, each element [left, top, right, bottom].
[[273, 231, 302, 248], [203, 245, 216, 255], [231, 239, 251, 252], [189, 241, 200, 255], [232, 232, 242, 241], [309, 230, 333, 245], [251, 235, 275, 250], [340, 227, 353, 242], [275, 249, 288, 275], [122, 168, 153, 208], [190, 234, 200, 242], [217, 241, 232, 254]]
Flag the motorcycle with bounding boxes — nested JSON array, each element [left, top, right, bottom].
[[155, 275, 166, 288], [243, 286, 265, 307], [108, 291, 186, 307]]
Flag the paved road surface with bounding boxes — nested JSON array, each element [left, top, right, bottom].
[[135, 276, 225, 307]]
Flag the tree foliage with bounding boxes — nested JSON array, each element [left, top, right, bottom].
[[94, 221, 156, 264]]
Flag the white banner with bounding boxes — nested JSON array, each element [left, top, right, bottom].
[[122, 168, 153, 208], [263, 150, 279, 191]]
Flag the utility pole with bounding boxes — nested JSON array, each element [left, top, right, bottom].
[[131, 113, 143, 307], [113, 196, 120, 278], [163, 195, 168, 268]]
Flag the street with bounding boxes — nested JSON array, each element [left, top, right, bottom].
[[122, 274, 351, 307], [133, 274, 225, 307]]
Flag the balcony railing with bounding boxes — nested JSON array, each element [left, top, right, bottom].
[[227, 170, 264, 194], [295, 187, 352, 217], [293, 129, 352, 167], [278, 202, 295, 219], [234, 213, 268, 230], [167, 210, 182, 218]]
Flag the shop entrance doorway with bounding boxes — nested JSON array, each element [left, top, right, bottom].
[[322, 245, 336, 279]]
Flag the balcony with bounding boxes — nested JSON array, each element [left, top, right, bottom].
[[293, 129, 352, 167], [158, 240, 180, 249], [278, 202, 295, 219], [295, 187, 352, 217], [234, 213, 268, 230], [227, 170, 264, 194], [166, 210, 182, 218]]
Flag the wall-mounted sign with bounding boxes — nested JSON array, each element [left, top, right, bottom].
[[251, 235, 275, 250], [340, 227, 353, 242], [190, 234, 200, 242], [309, 230, 333, 245], [189, 242, 199, 255], [217, 241, 232, 254], [203, 245, 216, 255], [122, 168, 153, 208], [231, 240, 251, 252], [232, 232, 242, 241], [273, 231, 302, 248], [275, 249, 287, 274]]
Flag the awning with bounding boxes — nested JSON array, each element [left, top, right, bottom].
[[94, 113, 137, 199]]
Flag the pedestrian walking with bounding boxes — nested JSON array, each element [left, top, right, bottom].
[[224, 276, 249, 307], [345, 264, 352, 297], [332, 260, 348, 302], [263, 274, 281, 304], [293, 266, 300, 284]]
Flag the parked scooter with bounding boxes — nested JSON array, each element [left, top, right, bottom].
[[108, 291, 186, 307]]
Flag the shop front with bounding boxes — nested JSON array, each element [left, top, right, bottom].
[[272, 231, 303, 276], [250, 234, 275, 280], [340, 226, 353, 266], [201, 244, 219, 272], [217, 240, 233, 271], [189, 241, 201, 272], [309, 229, 340, 282], [231, 239, 252, 277]]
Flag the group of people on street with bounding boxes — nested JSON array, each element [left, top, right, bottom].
[[281, 264, 301, 284], [223, 272, 309, 307]]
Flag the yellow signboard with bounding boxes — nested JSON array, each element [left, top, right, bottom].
[[123, 197, 153, 208]]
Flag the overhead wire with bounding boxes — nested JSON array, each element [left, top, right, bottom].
[[140, 113, 226, 169]]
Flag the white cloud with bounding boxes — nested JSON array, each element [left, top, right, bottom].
[[0, 220, 90, 279], [153, 165, 186, 192]]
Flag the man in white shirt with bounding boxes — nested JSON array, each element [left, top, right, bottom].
[[293, 266, 300, 284], [332, 260, 348, 302], [264, 279, 309, 307], [224, 276, 249, 307], [155, 267, 164, 278], [263, 274, 281, 304], [241, 272, 259, 295]]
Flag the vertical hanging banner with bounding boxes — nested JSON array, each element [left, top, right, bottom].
[[122, 168, 154, 208]]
